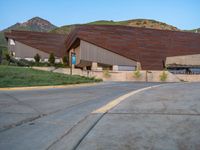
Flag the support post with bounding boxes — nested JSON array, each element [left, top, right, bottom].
[[112, 65, 118, 71], [91, 62, 98, 71], [70, 52, 76, 75], [146, 70, 148, 82]]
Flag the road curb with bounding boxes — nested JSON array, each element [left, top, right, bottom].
[[0, 83, 99, 91]]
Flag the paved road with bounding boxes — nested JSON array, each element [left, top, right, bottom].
[[76, 83, 200, 150], [0, 82, 159, 150]]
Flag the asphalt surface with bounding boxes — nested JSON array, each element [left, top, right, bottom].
[[0, 82, 159, 150], [76, 83, 200, 150]]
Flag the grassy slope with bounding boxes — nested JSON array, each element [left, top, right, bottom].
[[0, 66, 101, 88]]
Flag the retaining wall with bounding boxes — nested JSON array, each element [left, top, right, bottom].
[[33, 67, 185, 82]]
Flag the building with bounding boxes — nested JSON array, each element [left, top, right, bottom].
[[5, 26, 200, 72], [5, 30, 67, 62], [65, 25, 200, 71]]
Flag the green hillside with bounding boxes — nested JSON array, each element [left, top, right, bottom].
[[187, 28, 200, 33], [1, 17, 199, 51], [50, 19, 179, 34]]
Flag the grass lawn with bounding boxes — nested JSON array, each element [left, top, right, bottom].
[[0, 65, 102, 88]]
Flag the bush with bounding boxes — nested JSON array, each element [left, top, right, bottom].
[[143, 21, 147, 24], [0, 49, 2, 64], [5, 53, 11, 62], [0, 46, 8, 58], [48, 53, 55, 65], [7, 58, 29, 67], [62, 55, 68, 64], [133, 69, 141, 78], [136, 22, 141, 25], [34, 53, 41, 63], [54, 63, 65, 68], [160, 70, 168, 81], [103, 69, 111, 78], [1, 59, 9, 65]]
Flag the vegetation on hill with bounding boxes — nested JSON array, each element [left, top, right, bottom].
[[0, 32, 7, 49], [49, 24, 79, 34], [50, 19, 180, 34], [1, 17, 199, 50], [0, 17, 57, 49], [0, 65, 102, 88], [185, 28, 200, 33], [5, 17, 57, 32]]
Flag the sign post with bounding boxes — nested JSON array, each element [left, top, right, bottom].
[[71, 52, 76, 75]]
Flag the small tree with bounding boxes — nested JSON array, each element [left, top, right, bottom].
[[133, 68, 141, 79], [0, 49, 2, 64], [103, 69, 111, 78], [62, 55, 68, 65], [5, 53, 10, 61], [160, 70, 168, 81], [34, 53, 41, 63], [48, 53, 55, 65]]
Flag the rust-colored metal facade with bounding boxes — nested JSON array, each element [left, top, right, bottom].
[[5, 30, 68, 57], [65, 25, 200, 70]]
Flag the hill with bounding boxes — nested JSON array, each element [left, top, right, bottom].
[[0, 17, 57, 50], [186, 28, 200, 33], [1, 17, 199, 51], [50, 19, 179, 34]]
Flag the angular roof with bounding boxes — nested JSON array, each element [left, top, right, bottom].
[[5, 30, 68, 57], [65, 25, 200, 70]]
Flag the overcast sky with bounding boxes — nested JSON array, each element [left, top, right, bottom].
[[1, 0, 200, 30]]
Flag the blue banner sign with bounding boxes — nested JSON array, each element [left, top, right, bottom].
[[71, 53, 76, 65]]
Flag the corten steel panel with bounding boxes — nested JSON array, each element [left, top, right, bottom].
[[4, 30, 68, 57], [65, 25, 200, 70], [80, 40, 136, 66]]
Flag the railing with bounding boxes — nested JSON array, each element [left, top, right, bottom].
[[168, 68, 200, 75]]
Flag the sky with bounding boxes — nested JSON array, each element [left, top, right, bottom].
[[0, 0, 200, 30]]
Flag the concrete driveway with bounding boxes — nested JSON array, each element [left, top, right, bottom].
[[0, 82, 159, 150], [76, 83, 200, 150]]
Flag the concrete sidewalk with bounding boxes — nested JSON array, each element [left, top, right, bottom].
[[76, 83, 200, 150]]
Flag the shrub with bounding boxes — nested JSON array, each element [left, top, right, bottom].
[[160, 70, 168, 81], [62, 55, 68, 65], [0, 49, 2, 64], [136, 22, 141, 25], [143, 21, 147, 24], [133, 69, 141, 78], [5, 53, 11, 61], [54, 63, 64, 68], [34, 53, 41, 63], [48, 53, 55, 65], [1, 59, 9, 65], [103, 69, 111, 78]]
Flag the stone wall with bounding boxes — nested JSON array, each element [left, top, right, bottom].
[[175, 74, 200, 82]]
